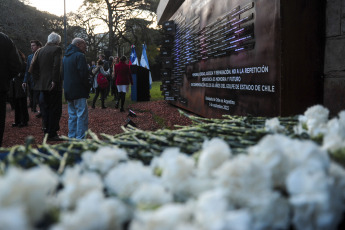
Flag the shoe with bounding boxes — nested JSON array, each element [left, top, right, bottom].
[[92, 105, 95, 109], [102, 106, 107, 109], [115, 103, 119, 109], [35, 113, 42, 118], [48, 135, 63, 141], [120, 108, 125, 112], [18, 123, 28, 127], [12, 123, 19, 127]]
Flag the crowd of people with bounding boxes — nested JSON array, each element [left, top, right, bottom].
[[0, 31, 133, 146]]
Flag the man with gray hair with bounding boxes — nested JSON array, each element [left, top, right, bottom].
[[63, 38, 90, 139], [30, 32, 63, 141]]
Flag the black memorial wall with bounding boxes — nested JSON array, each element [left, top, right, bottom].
[[160, 0, 324, 118]]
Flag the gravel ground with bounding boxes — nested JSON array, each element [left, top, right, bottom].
[[2, 100, 193, 148]]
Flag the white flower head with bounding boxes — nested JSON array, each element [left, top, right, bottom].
[[329, 162, 345, 201], [213, 154, 272, 206], [57, 165, 103, 210], [131, 183, 173, 208], [105, 161, 156, 198], [150, 148, 196, 199], [322, 114, 345, 151], [265, 117, 286, 133], [248, 134, 330, 188], [0, 166, 58, 224], [248, 134, 290, 188], [338, 110, 345, 126], [130, 203, 194, 230], [52, 190, 130, 230], [0, 206, 29, 230], [286, 166, 342, 230], [198, 138, 232, 176], [220, 210, 252, 230], [296, 104, 329, 136], [194, 189, 233, 229], [287, 139, 330, 172], [81, 146, 128, 175], [245, 192, 290, 230]]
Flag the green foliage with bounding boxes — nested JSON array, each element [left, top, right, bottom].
[[87, 81, 163, 108], [0, 111, 300, 171], [152, 114, 166, 128], [0, 0, 64, 55], [330, 148, 345, 168], [123, 18, 162, 65], [79, 0, 161, 63], [149, 81, 163, 101]]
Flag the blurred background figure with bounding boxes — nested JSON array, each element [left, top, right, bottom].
[[0, 32, 22, 146], [30, 32, 63, 141], [10, 50, 29, 128], [63, 38, 90, 139], [111, 56, 119, 103], [23, 40, 42, 115], [114, 56, 133, 112], [91, 59, 110, 109]]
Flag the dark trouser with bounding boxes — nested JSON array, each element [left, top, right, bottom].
[[29, 88, 34, 110], [105, 77, 111, 98], [28, 88, 33, 108], [39, 91, 47, 129], [119, 92, 126, 109], [14, 97, 29, 124], [32, 90, 40, 112], [112, 83, 119, 101], [0, 92, 6, 147], [92, 87, 106, 107], [41, 90, 62, 137]]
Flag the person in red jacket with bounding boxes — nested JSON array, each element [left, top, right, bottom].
[[114, 56, 133, 112]]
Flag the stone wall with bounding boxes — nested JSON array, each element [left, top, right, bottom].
[[325, 0, 345, 115]]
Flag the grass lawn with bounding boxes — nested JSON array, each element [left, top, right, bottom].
[[87, 81, 163, 109]]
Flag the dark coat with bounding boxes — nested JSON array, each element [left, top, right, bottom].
[[63, 44, 90, 100], [0, 32, 22, 93], [9, 61, 27, 99], [33, 43, 62, 91], [114, 61, 133, 86]]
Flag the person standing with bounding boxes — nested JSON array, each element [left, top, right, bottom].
[[99, 54, 110, 98], [89, 60, 96, 93], [114, 56, 133, 112], [111, 56, 120, 102], [106, 56, 114, 98], [30, 32, 63, 141], [23, 40, 42, 115], [10, 50, 29, 128], [99, 54, 109, 71], [91, 59, 110, 109], [63, 38, 90, 139], [0, 32, 22, 147]]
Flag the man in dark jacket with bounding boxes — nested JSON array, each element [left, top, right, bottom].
[[23, 40, 42, 114], [31, 32, 63, 141], [63, 38, 90, 139], [0, 32, 22, 146]]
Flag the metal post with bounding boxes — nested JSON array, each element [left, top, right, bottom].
[[64, 0, 67, 48]]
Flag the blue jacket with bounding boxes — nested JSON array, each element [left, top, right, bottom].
[[63, 44, 90, 100], [24, 54, 34, 86]]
